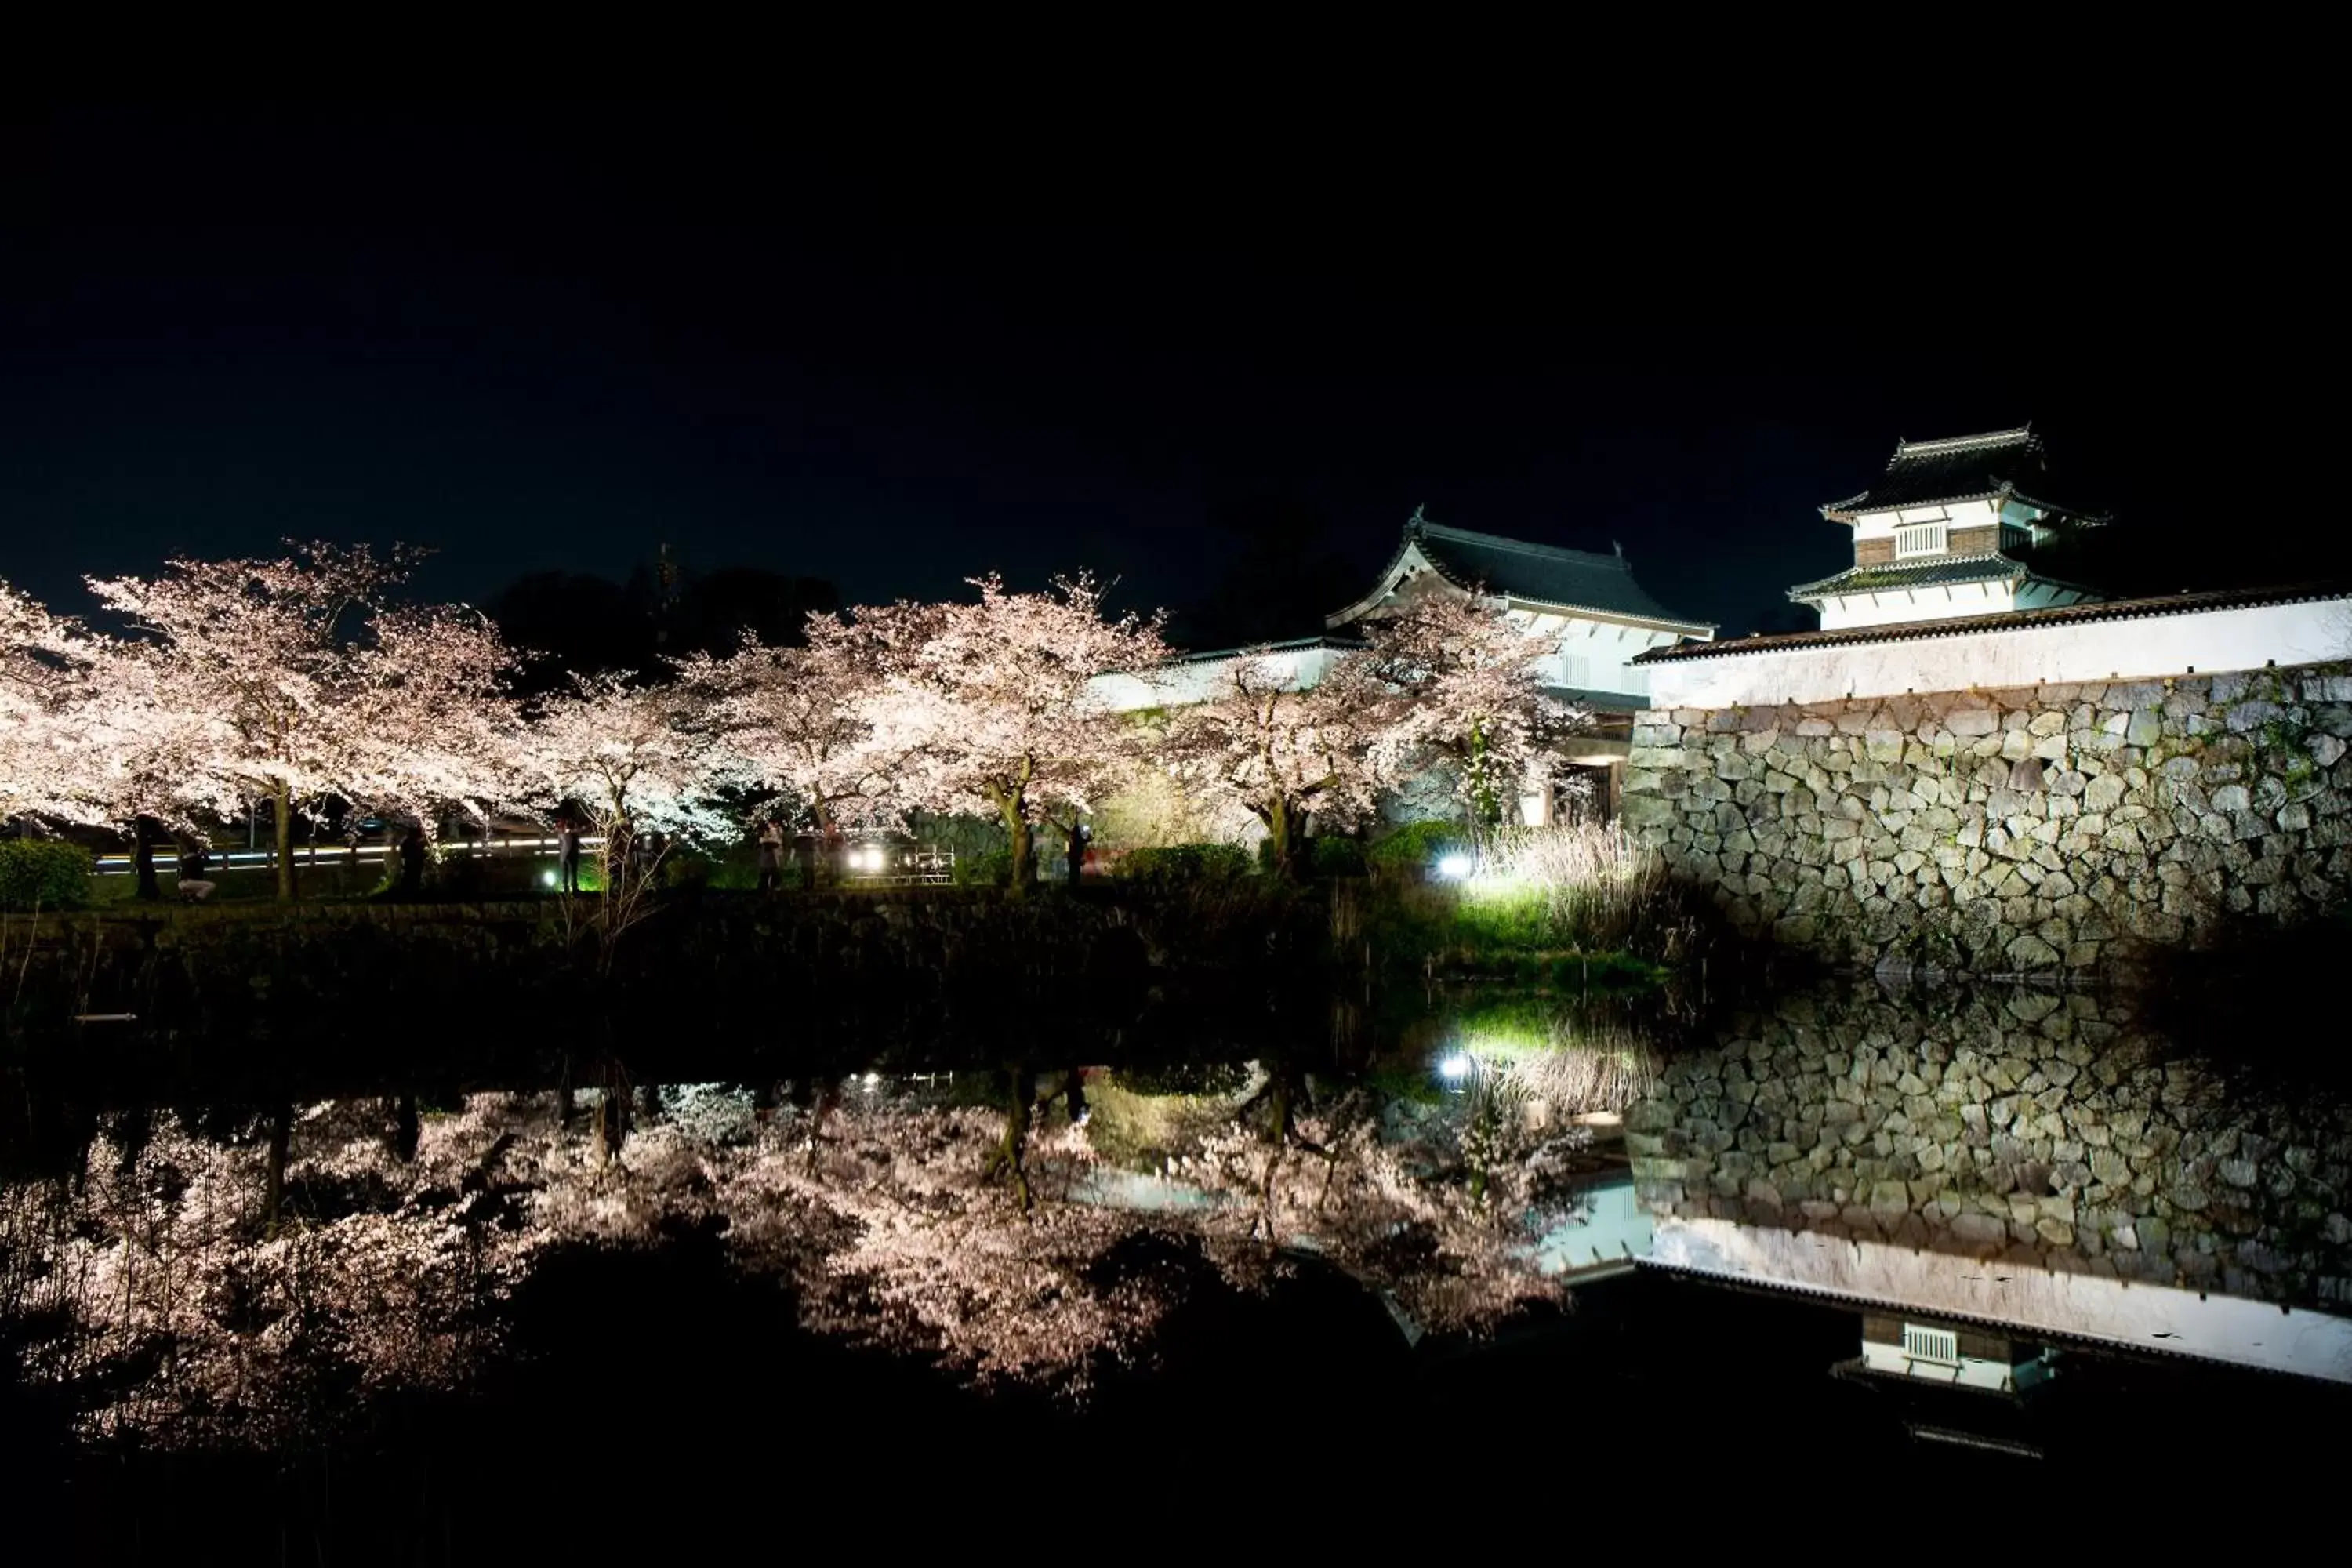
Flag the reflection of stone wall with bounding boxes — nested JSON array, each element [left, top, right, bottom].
[[1623, 664, 2352, 971], [1624, 985, 2352, 1308]]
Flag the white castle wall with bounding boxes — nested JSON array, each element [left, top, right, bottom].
[[1646, 596, 2351, 712]]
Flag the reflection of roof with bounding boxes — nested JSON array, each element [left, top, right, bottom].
[[1635, 582, 2352, 663], [1788, 553, 2028, 601], [1823, 427, 2096, 523]]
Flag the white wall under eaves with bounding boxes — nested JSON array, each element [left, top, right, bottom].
[[1642, 596, 2352, 711]]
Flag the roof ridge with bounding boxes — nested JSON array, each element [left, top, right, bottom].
[[1892, 426, 2038, 459], [1417, 519, 1629, 569]]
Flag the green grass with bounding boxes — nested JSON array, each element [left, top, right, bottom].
[[1359, 823, 1716, 982]]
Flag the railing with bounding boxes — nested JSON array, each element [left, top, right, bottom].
[[92, 834, 607, 876], [1902, 1323, 1961, 1366], [841, 845, 956, 886]]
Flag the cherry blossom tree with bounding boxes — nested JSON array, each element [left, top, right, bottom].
[[0, 581, 102, 827], [337, 603, 519, 833], [673, 615, 896, 878], [503, 670, 736, 893], [1361, 594, 1588, 831], [82, 543, 514, 898], [859, 574, 1167, 894], [1156, 648, 1392, 878]]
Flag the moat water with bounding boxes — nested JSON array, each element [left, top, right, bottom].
[[5, 976, 2349, 1552]]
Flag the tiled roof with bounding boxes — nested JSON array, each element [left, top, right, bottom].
[[1822, 427, 2092, 522], [1632, 583, 2352, 665], [1385, 515, 1711, 628], [1787, 553, 2027, 601]]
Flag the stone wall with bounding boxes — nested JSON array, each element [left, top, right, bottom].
[[1624, 983, 2352, 1309], [1623, 661, 2352, 973]]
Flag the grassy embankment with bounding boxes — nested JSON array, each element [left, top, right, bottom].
[[1352, 823, 1724, 989]]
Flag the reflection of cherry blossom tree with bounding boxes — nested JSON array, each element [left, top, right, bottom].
[[0, 1066, 1588, 1438], [1158, 650, 1392, 877], [858, 574, 1167, 895], [1362, 595, 1589, 831]]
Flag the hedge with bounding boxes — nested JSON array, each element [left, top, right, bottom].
[[1365, 820, 1466, 877], [1308, 837, 1367, 877], [1115, 843, 1253, 887], [0, 839, 94, 910]]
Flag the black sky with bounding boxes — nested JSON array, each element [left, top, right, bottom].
[[2, 104, 2336, 646]]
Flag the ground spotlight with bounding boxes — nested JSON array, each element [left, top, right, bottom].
[[1439, 1053, 1473, 1083], [1436, 853, 1472, 880]]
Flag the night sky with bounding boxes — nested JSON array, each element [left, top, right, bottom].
[[2, 107, 2335, 648]]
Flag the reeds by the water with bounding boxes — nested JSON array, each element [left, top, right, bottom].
[[1454, 822, 1710, 965]]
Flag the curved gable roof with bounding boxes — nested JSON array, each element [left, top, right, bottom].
[[1822, 426, 2099, 524], [1330, 512, 1712, 632]]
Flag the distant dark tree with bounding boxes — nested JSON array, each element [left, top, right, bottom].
[[673, 567, 842, 655], [1168, 499, 1364, 652], [488, 564, 844, 685], [488, 572, 644, 690]]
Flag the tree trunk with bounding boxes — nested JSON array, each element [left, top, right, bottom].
[[263, 1104, 292, 1237], [1062, 822, 1085, 889], [811, 797, 834, 888], [132, 817, 162, 901], [1002, 801, 1034, 898], [991, 1066, 1033, 1211], [1265, 797, 1298, 881], [272, 783, 296, 901]]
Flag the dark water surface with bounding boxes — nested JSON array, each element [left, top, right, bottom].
[[5, 978, 2350, 1555]]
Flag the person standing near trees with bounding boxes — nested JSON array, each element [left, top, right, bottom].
[[557, 813, 582, 894], [397, 822, 428, 898], [757, 816, 786, 891]]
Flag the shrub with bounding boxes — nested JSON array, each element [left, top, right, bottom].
[[953, 848, 1015, 887], [1366, 820, 1465, 879], [1115, 843, 1253, 888], [907, 810, 1010, 863], [1109, 1062, 1251, 1098], [1308, 836, 1367, 878], [0, 838, 93, 910]]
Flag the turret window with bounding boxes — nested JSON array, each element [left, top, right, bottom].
[[1893, 522, 1947, 557]]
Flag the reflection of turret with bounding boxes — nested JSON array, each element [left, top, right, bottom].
[[1844, 1312, 2057, 1396]]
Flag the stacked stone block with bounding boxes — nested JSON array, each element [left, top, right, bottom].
[[1624, 663, 2352, 972]]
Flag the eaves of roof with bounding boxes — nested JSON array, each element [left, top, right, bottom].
[[1787, 554, 2027, 601]]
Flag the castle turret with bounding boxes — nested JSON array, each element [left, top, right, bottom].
[[1790, 428, 2107, 630]]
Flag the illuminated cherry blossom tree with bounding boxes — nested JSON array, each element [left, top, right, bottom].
[[503, 669, 737, 888], [338, 603, 519, 832], [859, 573, 1168, 893], [82, 543, 514, 898], [1156, 648, 1392, 877], [0, 580, 103, 826], [1361, 594, 1588, 830], [673, 615, 897, 872]]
